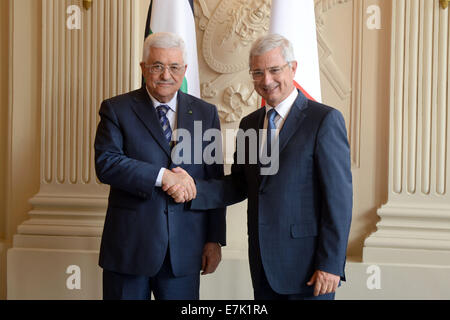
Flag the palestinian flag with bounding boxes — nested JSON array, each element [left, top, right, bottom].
[[144, 0, 200, 98], [269, 0, 322, 102]]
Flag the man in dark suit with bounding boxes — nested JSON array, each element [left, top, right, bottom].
[[94, 32, 225, 300], [165, 34, 352, 300]]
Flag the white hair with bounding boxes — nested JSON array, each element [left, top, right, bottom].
[[249, 33, 296, 67], [142, 32, 187, 64]]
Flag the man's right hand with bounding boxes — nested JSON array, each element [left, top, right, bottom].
[[161, 167, 196, 203]]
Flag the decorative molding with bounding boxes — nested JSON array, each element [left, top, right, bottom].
[[364, 0, 450, 265], [15, 0, 141, 239], [314, 0, 361, 167], [315, 0, 352, 28], [41, 0, 139, 186], [349, 0, 363, 169], [201, 81, 218, 99], [202, 0, 270, 74], [435, 0, 448, 195], [218, 0, 271, 48], [200, 70, 257, 123], [6, 0, 14, 239], [17, 218, 104, 237], [196, 0, 270, 123], [363, 202, 450, 265], [317, 33, 352, 100], [194, 0, 210, 31], [388, 0, 449, 197], [218, 84, 258, 123]]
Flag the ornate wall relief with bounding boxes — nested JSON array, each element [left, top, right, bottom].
[[315, 0, 353, 100], [195, 0, 271, 123], [314, 0, 362, 167]]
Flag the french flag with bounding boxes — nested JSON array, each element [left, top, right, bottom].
[[269, 0, 322, 103]]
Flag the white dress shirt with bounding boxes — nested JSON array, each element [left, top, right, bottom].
[[145, 88, 178, 187], [260, 88, 298, 157]]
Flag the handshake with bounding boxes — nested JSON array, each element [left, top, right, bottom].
[[161, 167, 196, 203]]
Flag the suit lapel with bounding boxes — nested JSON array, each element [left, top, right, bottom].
[[253, 107, 266, 187], [131, 87, 171, 157], [259, 90, 309, 190], [172, 91, 195, 166], [278, 91, 308, 155], [175, 91, 194, 140]]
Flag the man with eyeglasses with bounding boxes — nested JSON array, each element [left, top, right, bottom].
[[94, 32, 225, 300], [165, 33, 352, 300]]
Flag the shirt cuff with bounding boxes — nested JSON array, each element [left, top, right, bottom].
[[155, 168, 166, 187]]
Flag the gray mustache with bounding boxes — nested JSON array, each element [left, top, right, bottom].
[[156, 81, 175, 85], [262, 84, 278, 90]]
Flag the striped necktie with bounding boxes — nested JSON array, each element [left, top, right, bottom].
[[156, 105, 172, 144], [266, 108, 278, 157]]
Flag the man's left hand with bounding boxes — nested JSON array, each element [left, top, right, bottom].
[[306, 270, 340, 296], [201, 242, 222, 275]]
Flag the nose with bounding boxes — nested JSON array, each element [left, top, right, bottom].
[[161, 67, 172, 80], [261, 70, 273, 85]]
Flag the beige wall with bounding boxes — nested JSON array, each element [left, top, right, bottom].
[[0, 0, 9, 301], [1, 0, 42, 300], [345, 0, 392, 257], [7, 0, 41, 240], [1, 0, 10, 241]]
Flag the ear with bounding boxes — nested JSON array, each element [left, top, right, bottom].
[[140, 62, 146, 75], [290, 61, 298, 75]]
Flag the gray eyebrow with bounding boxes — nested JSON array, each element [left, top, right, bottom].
[[151, 62, 182, 66]]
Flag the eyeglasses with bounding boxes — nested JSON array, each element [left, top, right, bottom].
[[249, 63, 291, 81], [145, 63, 185, 75]]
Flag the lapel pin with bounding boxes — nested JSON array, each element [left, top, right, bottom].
[[188, 110, 193, 114]]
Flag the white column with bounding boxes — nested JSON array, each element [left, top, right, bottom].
[[7, 0, 142, 299], [363, 0, 450, 265]]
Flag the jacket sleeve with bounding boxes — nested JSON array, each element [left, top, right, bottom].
[[203, 107, 227, 246], [313, 109, 353, 280], [190, 115, 248, 212], [94, 99, 161, 200]]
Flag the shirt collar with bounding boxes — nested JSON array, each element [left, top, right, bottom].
[[265, 88, 298, 119], [145, 87, 178, 113]]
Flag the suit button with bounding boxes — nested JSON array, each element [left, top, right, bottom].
[[259, 190, 265, 195]]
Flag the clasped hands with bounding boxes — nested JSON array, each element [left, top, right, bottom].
[[162, 167, 196, 203]]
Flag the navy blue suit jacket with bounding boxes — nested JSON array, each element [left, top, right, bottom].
[[95, 87, 226, 277], [190, 90, 352, 295]]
